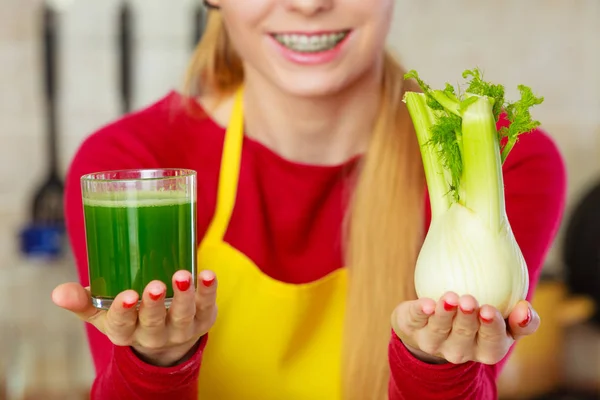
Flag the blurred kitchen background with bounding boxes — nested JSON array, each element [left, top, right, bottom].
[[0, 0, 599, 399]]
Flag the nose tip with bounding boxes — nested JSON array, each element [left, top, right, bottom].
[[288, 0, 333, 15]]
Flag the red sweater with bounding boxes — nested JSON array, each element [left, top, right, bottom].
[[65, 92, 566, 400]]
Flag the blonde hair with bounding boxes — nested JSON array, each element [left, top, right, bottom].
[[185, 12, 425, 400]]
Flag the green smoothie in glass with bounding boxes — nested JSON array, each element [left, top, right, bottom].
[[81, 169, 197, 310]]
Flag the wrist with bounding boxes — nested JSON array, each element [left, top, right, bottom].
[[402, 342, 448, 365], [132, 336, 203, 367], [393, 329, 448, 365]]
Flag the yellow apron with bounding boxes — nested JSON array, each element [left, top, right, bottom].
[[197, 89, 348, 399]]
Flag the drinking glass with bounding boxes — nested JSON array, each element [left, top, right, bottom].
[[81, 169, 197, 310]]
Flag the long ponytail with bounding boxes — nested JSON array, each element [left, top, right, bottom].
[[184, 12, 243, 100], [341, 52, 424, 399], [185, 12, 425, 400]]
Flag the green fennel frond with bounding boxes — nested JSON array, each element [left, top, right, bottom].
[[500, 85, 545, 162], [404, 70, 444, 111], [463, 68, 506, 120], [430, 114, 463, 200], [404, 67, 544, 202]]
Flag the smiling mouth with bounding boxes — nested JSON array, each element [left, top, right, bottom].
[[270, 31, 350, 53]]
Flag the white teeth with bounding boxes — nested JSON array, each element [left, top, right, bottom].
[[273, 32, 348, 53]]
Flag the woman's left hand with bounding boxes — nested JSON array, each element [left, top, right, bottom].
[[391, 292, 540, 365]]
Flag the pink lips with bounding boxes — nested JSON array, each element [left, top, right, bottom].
[[268, 31, 351, 66]]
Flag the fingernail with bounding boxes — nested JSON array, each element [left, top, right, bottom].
[[443, 301, 457, 312], [149, 291, 163, 301], [201, 277, 215, 287], [519, 308, 532, 328], [123, 300, 136, 309], [176, 278, 191, 292], [480, 314, 494, 324], [460, 306, 474, 315], [422, 303, 435, 315]]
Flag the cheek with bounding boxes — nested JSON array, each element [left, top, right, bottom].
[[220, 0, 269, 33], [362, 0, 394, 40], [352, 12, 392, 67], [220, 4, 269, 62], [344, 0, 393, 57], [370, 5, 394, 44]]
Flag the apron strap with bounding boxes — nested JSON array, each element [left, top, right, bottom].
[[204, 87, 245, 243]]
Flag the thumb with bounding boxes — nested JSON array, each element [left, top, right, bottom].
[[506, 300, 540, 340], [391, 298, 435, 341], [51, 283, 104, 325]]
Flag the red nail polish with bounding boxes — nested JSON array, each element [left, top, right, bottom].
[[123, 300, 136, 309], [460, 306, 474, 315], [480, 315, 494, 324], [149, 292, 163, 301], [176, 278, 191, 292], [519, 309, 532, 327], [201, 277, 215, 287], [443, 301, 457, 311]]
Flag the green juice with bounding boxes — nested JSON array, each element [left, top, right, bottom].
[[83, 193, 196, 301]]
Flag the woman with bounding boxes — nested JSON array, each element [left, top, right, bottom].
[[52, 0, 566, 399]]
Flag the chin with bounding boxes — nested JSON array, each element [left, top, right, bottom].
[[278, 80, 346, 98], [268, 69, 358, 99]]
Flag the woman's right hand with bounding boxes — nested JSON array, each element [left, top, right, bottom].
[[51, 270, 218, 367]]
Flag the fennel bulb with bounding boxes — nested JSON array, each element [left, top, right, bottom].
[[403, 69, 544, 318]]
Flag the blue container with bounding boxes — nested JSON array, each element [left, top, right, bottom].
[[20, 224, 65, 259]]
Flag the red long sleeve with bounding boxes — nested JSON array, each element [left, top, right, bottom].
[[65, 93, 566, 399], [387, 126, 567, 399], [388, 334, 498, 400], [90, 337, 207, 400]]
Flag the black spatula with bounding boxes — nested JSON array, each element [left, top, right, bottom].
[[32, 3, 64, 227], [118, 0, 133, 114], [20, 3, 65, 258]]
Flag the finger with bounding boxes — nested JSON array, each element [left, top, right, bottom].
[[425, 292, 460, 345], [136, 281, 168, 349], [391, 298, 435, 350], [507, 301, 540, 340], [104, 290, 140, 346], [475, 305, 509, 364], [167, 270, 197, 344], [392, 297, 436, 336], [194, 270, 218, 331], [51, 283, 105, 328], [442, 295, 479, 364]]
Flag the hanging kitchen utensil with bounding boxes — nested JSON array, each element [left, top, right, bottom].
[[192, 0, 208, 50], [34, 3, 64, 226], [20, 2, 65, 258], [118, 0, 133, 114], [563, 179, 600, 326]]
